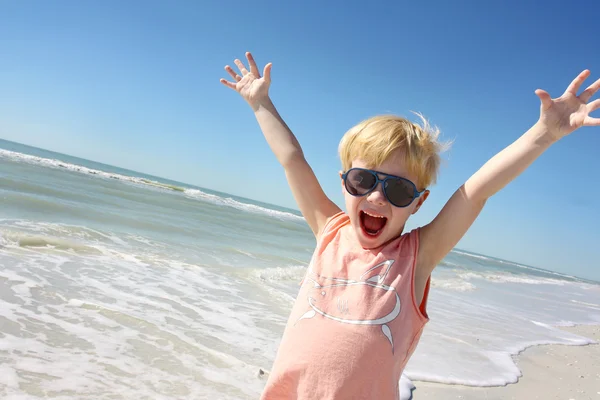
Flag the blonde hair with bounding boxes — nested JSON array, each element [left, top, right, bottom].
[[338, 113, 449, 189]]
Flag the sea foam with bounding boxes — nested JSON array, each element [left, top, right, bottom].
[[184, 189, 303, 221]]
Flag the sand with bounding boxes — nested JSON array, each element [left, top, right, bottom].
[[411, 324, 600, 399]]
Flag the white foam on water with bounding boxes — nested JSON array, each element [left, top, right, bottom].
[[0, 148, 175, 192], [0, 364, 19, 389], [438, 260, 463, 268], [0, 221, 285, 399], [184, 188, 304, 222], [430, 268, 569, 293], [451, 249, 581, 281], [458, 271, 566, 285], [452, 249, 492, 260], [1, 148, 303, 224], [244, 265, 308, 307], [570, 299, 600, 310], [229, 247, 260, 261], [251, 265, 306, 283], [431, 278, 476, 292]]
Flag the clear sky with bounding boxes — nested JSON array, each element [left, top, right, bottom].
[[1, 0, 599, 280]]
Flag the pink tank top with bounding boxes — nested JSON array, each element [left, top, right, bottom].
[[261, 212, 430, 399]]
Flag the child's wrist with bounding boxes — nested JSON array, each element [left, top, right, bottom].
[[250, 96, 273, 112], [531, 120, 562, 146]]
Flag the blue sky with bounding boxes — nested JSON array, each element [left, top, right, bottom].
[[1, 0, 599, 280]]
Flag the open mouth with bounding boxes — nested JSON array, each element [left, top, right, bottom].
[[359, 210, 387, 238]]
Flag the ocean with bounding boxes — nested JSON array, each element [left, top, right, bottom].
[[1, 138, 599, 399]]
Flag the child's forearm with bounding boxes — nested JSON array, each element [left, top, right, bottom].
[[253, 98, 305, 167], [464, 122, 558, 203]]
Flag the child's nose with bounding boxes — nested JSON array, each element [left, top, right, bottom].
[[366, 185, 387, 206]]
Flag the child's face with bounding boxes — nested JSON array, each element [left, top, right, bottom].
[[341, 149, 429, 249]]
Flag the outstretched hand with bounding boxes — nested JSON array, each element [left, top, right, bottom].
[[535, 70, 600, 140], [220, 52, 272, 109]]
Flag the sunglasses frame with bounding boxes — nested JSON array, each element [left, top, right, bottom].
[[341, 168, 425, 208]]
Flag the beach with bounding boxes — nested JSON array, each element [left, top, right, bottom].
[[413, 324, 600, 399], [1, 138, 600, 399]]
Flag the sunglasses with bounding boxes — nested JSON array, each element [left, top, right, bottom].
[[341, 168, 424, 208]]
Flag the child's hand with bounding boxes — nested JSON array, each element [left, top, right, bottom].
[[220, 52, 273, 110], [535, 70, 600, 141]]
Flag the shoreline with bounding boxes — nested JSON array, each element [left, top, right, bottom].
[[410, 324, 600, 399]]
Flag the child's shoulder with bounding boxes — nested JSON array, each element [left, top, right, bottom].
[[322, 211, 349, 232], [315, 211, 350, 247]]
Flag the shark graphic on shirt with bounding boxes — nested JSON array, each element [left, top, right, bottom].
[[295, 259, 401, 353]]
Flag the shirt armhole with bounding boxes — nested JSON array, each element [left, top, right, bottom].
[[419, 276, 431, 319], [410, 228, 430, 322]]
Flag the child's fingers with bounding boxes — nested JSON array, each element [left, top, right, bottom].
[[225, 65, 242, 81], [535, 89, 553, 111], [580, 77, 600, 103], [587, 99, 600, 113], [263, 63, 272, 83], [584, 99, 600, 126], [565, 69, 591, 96], [219, 78, 237, 90], [234, 59, 249, 76], [246, 52, 260, 78]]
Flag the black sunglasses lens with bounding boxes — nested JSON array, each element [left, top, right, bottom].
[[345, 169, 377, 195], [384, 178, 415, 207]]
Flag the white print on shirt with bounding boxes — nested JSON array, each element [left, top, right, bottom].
[[295, 259, 401, 354]]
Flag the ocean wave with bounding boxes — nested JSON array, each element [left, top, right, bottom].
[[451, 249, 491, 260], [184, 189, 303, 222], [0, 235, 272, 400], [570, 299, 600, 310], [0, 231, 104, 255], [438, 260, 463, 268], [0, 148, 185, 191], [458, 271, 565, 285], [1, 219, 127, 245], [251, 265, 307, 283], [431, 278, 476, 292], [429, 269, 570, 292], [452, 249, 581, 281], [1, 148, 304, 223]]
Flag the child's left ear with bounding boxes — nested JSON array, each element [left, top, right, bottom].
[[411, 190, 430, 215]]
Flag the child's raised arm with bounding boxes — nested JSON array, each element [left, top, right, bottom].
[[417, 70, 600, 275], [220, 52, 341, 238]]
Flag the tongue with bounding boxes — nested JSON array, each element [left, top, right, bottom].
[[363, 214, 386, 232]]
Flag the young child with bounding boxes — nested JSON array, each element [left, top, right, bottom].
[[220, 52, 599, 399]]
